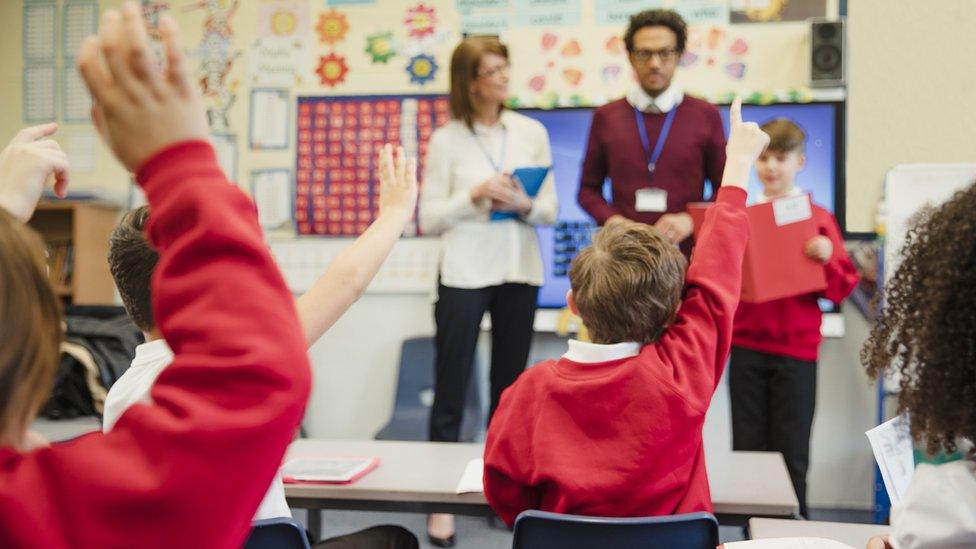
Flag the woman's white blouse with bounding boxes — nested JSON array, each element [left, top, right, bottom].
[[419, 110, 558, 289]]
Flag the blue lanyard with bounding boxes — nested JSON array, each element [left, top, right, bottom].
[[634, 106, 677, 178], [471, 126, 507, 173]]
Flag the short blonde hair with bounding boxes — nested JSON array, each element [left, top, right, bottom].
[[569, 219, 687, 344], [449, 36, 509, 129], [0, 208, 62, 444]]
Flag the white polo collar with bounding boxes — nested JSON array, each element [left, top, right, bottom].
[[626, 84, 684, 114], [563, 339, 641, 364], [755, 186, 804, 204]]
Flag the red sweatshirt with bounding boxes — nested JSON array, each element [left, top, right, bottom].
[[0, 142, 311, 548], [483, 186, 749, 526], [732, 204, 859, 361]]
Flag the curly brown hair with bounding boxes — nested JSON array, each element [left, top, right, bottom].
[[861, 181, 976, 456]]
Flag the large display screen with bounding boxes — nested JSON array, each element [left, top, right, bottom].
[[521, 102, 842, 308]]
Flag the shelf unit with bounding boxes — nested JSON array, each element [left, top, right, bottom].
[[28, 200, 121, 306]]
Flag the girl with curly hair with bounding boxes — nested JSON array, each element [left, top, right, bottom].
[[862, 182, 976, 549]]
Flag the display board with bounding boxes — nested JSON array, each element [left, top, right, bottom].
[[523, 101, 844, 308], [295, 94, 450, 236]]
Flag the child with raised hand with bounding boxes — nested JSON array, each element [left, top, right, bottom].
[[0, 3, 311, 547], [483, 99, 769, 525], [862, 182, 976, 549], [729, 118, 859, 518], [102, 143, 419, 548]]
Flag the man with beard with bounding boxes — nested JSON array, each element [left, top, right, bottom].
[[578, 9, 727, 256]]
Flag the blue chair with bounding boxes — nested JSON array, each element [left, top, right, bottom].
[[244, 517, 311, 549], [512, 510, 719, 549], [374, 337, 484, 442]]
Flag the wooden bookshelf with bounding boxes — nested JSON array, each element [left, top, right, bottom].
[[28, 200, 121, 306]]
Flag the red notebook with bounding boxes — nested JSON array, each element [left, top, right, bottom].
[[280, 456, 380, 485], [688, 194, 826, 304]]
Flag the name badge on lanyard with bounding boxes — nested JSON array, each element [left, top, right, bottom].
[[634, 107, 676, 213]]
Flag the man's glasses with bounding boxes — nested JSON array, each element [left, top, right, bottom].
[[631, 48, 679, 64], [478, 64, 510, 79]]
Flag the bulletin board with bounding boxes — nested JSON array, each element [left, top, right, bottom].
[[294, 94, 450, 236]]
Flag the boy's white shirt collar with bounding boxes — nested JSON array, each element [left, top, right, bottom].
[[131, 339, 173, 368], [626, 84, 684, 113], [563, 339, 641, 364], [755, 185, 804, 204]]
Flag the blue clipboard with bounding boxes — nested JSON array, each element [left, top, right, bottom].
[[490, 166, 550, 221]]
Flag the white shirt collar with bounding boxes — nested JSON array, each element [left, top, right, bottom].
[[472, 110, 511, 134], [131, 339, 174, 369], [563, 339, 641, 364], [755, 186, 804, 204], [626, 84, 684, 113]]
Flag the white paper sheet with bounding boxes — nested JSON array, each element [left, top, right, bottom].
[[455, 458, 484, 494], [24, 65, 57, 122], [251, 170, 292, 230], [249, 89, 290, 149], [865, 414, 915, 505], [24, 3, 56, 61]]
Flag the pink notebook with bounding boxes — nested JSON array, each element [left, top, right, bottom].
[[281, 456, 380, 485]]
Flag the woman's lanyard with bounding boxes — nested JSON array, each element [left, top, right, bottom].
[[634, 106, 677, 181], [471, 126, 507, 173]]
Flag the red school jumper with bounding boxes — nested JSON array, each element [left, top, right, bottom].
[[732, 204, 859, 361], [483, 186, 749, 526], [0, 142, 311, 549]]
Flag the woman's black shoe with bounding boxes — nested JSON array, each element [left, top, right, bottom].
[[427, 533, 456, 547]]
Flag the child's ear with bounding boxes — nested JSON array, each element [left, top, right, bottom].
[[798, 153, 807, 170], [566, 290, 580, 316]]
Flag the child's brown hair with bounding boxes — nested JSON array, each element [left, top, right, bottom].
[[569, 219, 687, 344], [0, 208, 62, 446], [761, 118, 806, 154]]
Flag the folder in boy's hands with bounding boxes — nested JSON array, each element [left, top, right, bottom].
[[688, 194, 827, 303], [280, 456, 380, 484], [490, 166, 550, 221]]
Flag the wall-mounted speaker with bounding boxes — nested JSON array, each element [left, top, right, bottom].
[[810, 18, 845, 88]]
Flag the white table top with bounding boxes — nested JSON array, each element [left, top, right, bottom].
[[284, 440, 798, 517], [749, 518, 891, 548]]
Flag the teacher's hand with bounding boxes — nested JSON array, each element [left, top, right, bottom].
[[470, 174, 512, 203], [491, 176, 532, 215], [653, 212, 694, 244]]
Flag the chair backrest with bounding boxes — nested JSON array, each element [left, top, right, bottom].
[[512, 510, 719, 549], [374, 336, 484, 442], [243, 517, 311, 549]]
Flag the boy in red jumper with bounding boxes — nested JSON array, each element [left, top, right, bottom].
[[0, 5, 312, 547], [483, 99, 769, 526], [730, 118, 859, 518]]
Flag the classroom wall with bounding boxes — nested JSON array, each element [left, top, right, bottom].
[[846, 0, 976, 232]]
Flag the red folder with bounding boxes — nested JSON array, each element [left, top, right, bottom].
[[687, 194, 827, 304]]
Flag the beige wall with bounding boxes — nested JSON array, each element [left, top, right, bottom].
[[847, 0, 976, 232]]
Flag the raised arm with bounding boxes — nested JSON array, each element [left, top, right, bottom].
[[0, 6, 310, 547], [295, 145, 417, 344], [657, 98, 769, 409]]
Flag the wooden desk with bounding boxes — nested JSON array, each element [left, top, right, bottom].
[[285, 440, 799, 537], [749, 518, 891, 548]]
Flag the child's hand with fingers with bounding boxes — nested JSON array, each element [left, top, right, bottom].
[[722, 97, 771, 191], [77, 1, 210, 172], [376, 144, 418, 222], [0, 123, 71, 221], [804, 235, 833, 263]]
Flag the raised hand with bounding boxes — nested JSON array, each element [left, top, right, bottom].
[[0, 123, 70, 221], [722, 97, 770, 190], [77, 2, 210, 172], [377, 144, 418, 221]]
